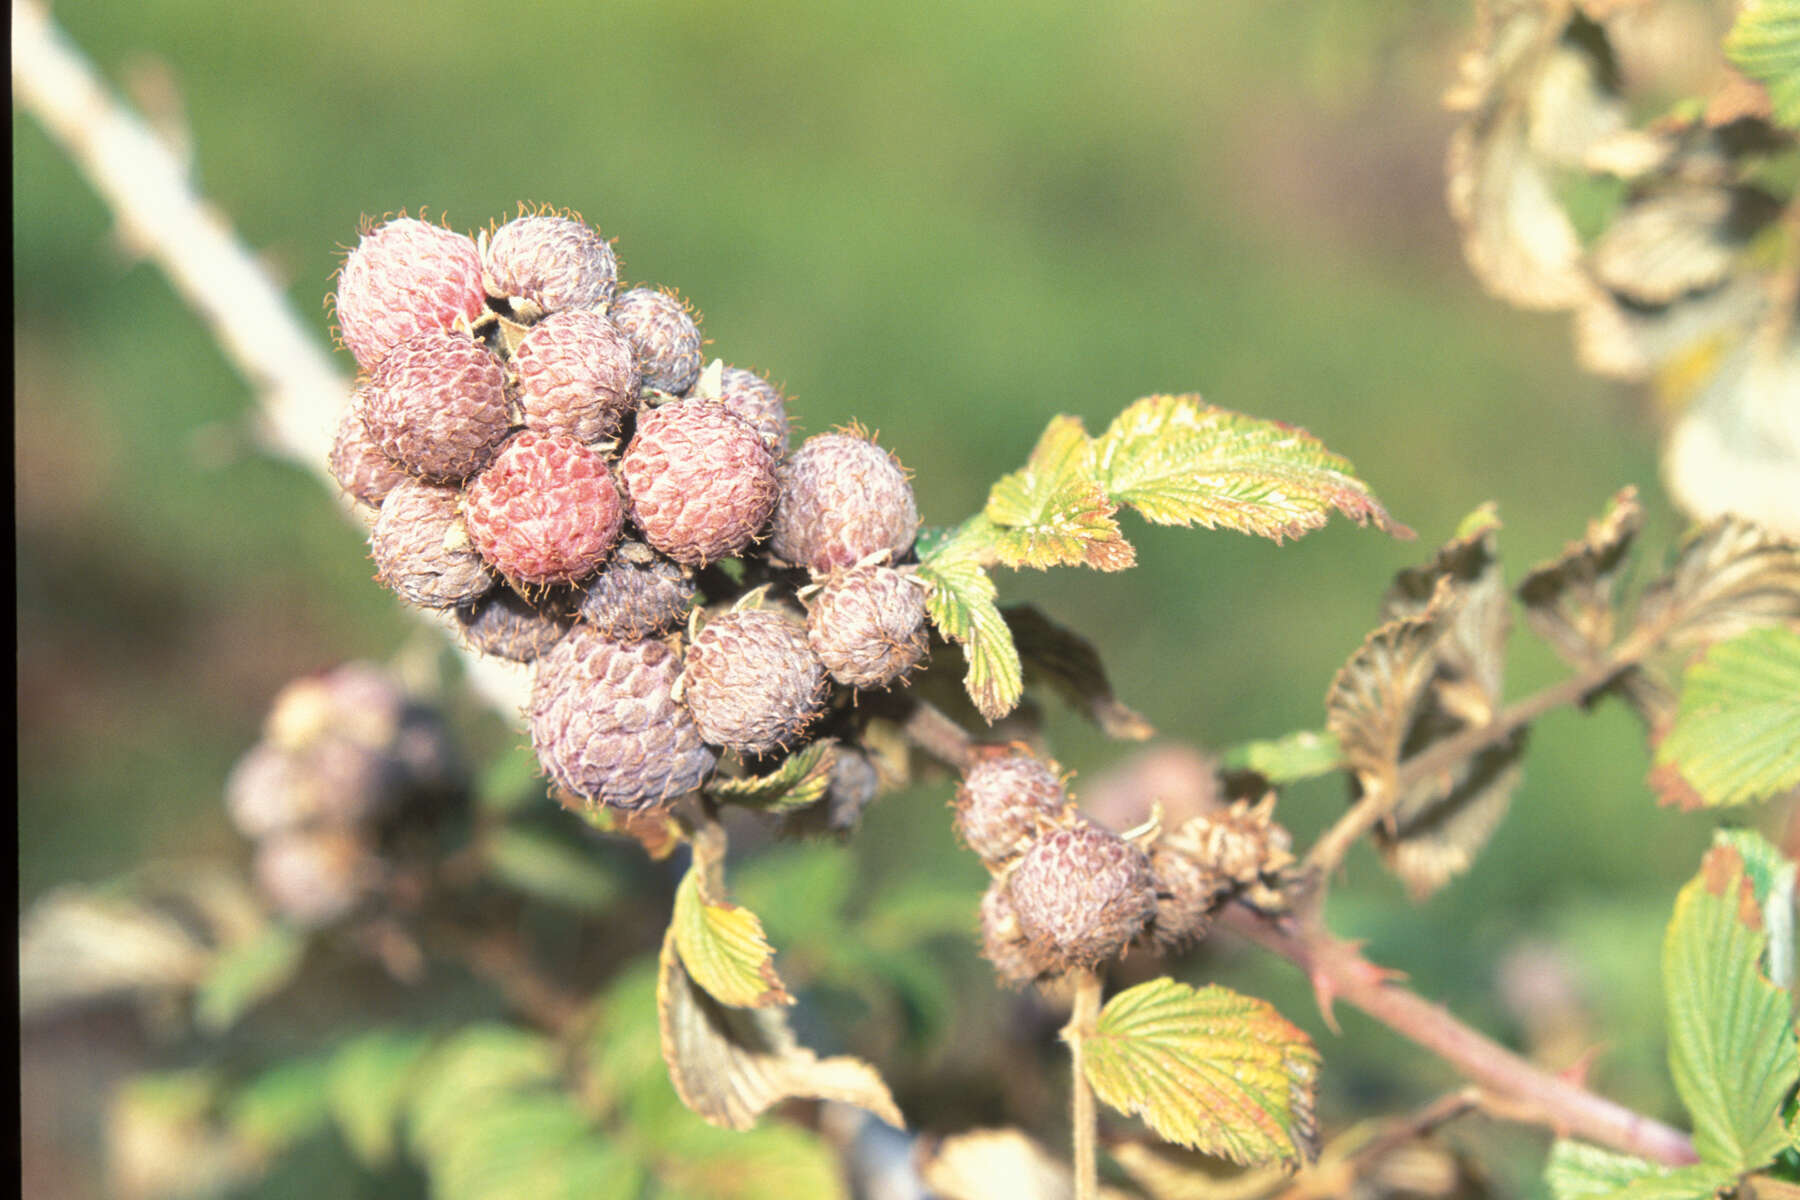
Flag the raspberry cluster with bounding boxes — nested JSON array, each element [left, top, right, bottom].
[[328, 208, 930, 815], [225, 663, 463, 926], [955, 749, 1295, 984]]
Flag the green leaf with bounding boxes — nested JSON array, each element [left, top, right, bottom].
[[1545, 1140, 1733, 1200], [984, 415, 1134, 571], [1220, 729, 1344, 783], [477, 742, 546, 814], [1726, 0, 1800, 128], [1664, 836, 1800, 1172], [327, 1030, 432, 1168], [1083, 978, 1319, 1168], [917, 535, 1024, 722], [406, 1024, 561, 1158], [484, 826, 623, 913], [226, 1056, 332, 1152], [708, 740, 840, 813], [1651, 626, 1800, 809], [1086, 395, 1410, 543], [1716, 829, 1798, 990], [671, 864, 792, 1009], [193, 923, 306, 1034], [426, 1091, 593, 1200], [1003, 604, 1154, 739]]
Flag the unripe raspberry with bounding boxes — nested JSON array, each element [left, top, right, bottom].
[[619, 399, 778, 566], [371, 479, 494, 609], [1144, 845, 1221, 955], [254, 827, 380, 927], [716, 365, 791, 456], [979, 878, 1038, 987], [463, 432, 625, 586], [481, 213, 618, 315], [577, 540, 696, 639], [1007, 822, 1157, 974], [511, 309, 639, 443], [358, 330, 510, 483], [531, 628, 717, 809], [680, 606, 827, 755], [609, 286, 703, 394], [335, 217, 486, 371], [953, 751, 1067, 865], [329, 396, 408, 508], [805, 565, 929, 689], [456, 586, 575, 663], [769, 431, 920, 573]]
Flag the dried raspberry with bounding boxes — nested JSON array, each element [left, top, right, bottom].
[[715, 365, 791, 456], [358, 330, 510, 483], [329, 395, 408, 508], [805, 565, 929, 689], [254, 827, 380, 927], [619, 399, 778, 566], [953, 751, 1067, 866], [1144, 845, 1221, 954], [609, 286, 702, 394], [531, 628, 716, 809], [769, 431, 919, 573], [335, 217, 486, 371], [511, 309, 639, 443], [680, 606, 827, 755], [979, 878, 1038, 987], [1007, 822, 1156, 975], [1165, 796, 1294, 912], [371, 479, 494, 608], [577, 540, 696, 639], [463, 432, 625, 586], [456, 586, 575, 663], [781, 744, 882, 838], [481, 213, 618, 315]]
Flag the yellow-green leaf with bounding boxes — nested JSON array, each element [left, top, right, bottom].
[[1726, 0, 1800, 128], [671, 863, 792, 1009], [1220, 729, 1344, 783], [708, 739, 840, 813], [1545, 1139, 1732, 1200], [917, 534, 1024, 722], [405, 1025, 560, 1158], [985, 415, 1134, 571], [1086, 395, 1410, 543], [328, 1030, 432, 1167], [1083, 978, 1319, 1168], [1651, 626, 1800, 809], [1663, 834, 1800, 1172]]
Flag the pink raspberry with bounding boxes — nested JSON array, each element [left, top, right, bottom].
[[608, 286, 703, 394], [715, 365, 791, 456], [804, 564, 929, 689], [511, 309, 639, 443], [334, 217, 486, 371], [463, 432, 625, 587], [679, 606, 827, 756], [358, 330, 511, 483], [1008, 821, 1156, 975], [619, 399, 778, 566], [769, 430, 919, 573], [329, 394, 408, 508], [953, 751, 1067, 865], [481, 212, 618, 315], [371, 479, 494, 609]]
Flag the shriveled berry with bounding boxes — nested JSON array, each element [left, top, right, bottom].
[[680, 606, 827, 755], [225, 739, 401, 838], [953, 751, 1067, 865], [359, 330, 510, 483], [371, 479, 494, 608], [329, 395, 408, 508], [463, 432, 625, 586], [335, 217, 485, 371], [619, 399, 778, 566], [1008, 822, 1156, 974], [770, 431, 919, 572], [577, 540, 695, 639], [1144, 845, 1221, 954], [609, 286, 702, 394], [456, 587, 575, 663], [481, 213, 618, 314], [1165, 797, 1295, 912], [512, 309, 639, 443], [254, 827, 380, 927], [979, 878, 1038, 987], [806, 565, 929, 689], [716, 365, 791, 456], [531, 628, 716, 809]]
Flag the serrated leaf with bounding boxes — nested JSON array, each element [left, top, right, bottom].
[[1664, 837, 1800, 1171], [708, 739, 839, 813], [1003, 604, 1153, 739], [194, 923, 307, 1034], [1651, 627, 1800, 809], [327, 1030, 432, 1167], [1326, 594, 1446, 806], [1591, 188, 1779, 308], [657, 926, 903, 1132], [1220, 729, 1344, 783], [406, 1024, 561, 1158], [484, 826, 623, 913], [1726, 0, 1800, 128], [1086, 395, 1409, 542], [917, 538, 1024, 722], [1634, 516, 1800, 654], [1545, 1140, 1732, 1200], [226, 1056, 332, 1153], [985, 415, 1135, 571], [1083, 978, 1319, 1168], [1520, 487, 1644, 667], [1716, 829, 1798, 991], [671, 863, 792, 1009]]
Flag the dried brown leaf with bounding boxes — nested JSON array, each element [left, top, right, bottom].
[[919, 1129, 1137, 1200], [1590, 187, 1782, 307], [1325, 584, 1450, 809], [1518, 486, 1643, 668], [1004, 604, 1154, 741], [1664, 334, 1800, 541], [1633, 512, 1800, 654]]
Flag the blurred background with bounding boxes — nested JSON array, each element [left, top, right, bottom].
[[17, 0, 1763, 1195]]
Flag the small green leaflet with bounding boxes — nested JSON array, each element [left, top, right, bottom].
[[1083, 978, 1319, 1168], [671, 863, 792, 1009], [708, 739, 839, 813], [917, 531, 1024, 723], [1544, 1140, 1732, 1200], [1220, 729, 1345, 783], [1726, 0, 1800, 128], [1651, 626, 1800, 809], [985, 415, 1134, 571], [1663, 833, 1800, 1173]]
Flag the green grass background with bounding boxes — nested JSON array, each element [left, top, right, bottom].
[[16, 0, 1759, 1193]]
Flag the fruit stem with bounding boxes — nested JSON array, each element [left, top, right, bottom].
[[1063, 969, 1103, 1200]]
